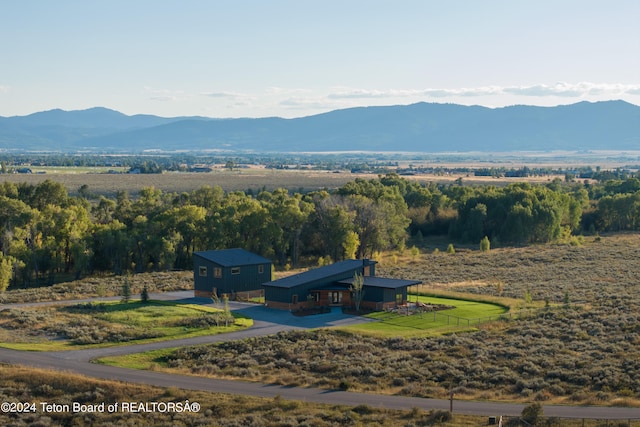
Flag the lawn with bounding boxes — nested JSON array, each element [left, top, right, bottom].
[[341, 294, 510, 337], [0, 300, 252, 351]]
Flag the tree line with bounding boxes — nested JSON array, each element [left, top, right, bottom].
[[1, 175, 639, 290]]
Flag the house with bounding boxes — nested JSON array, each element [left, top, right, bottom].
[[193, 248, 272, 299], [262, 259, 421, 311]]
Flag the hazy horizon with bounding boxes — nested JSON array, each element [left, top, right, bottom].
[[2, 99, 639, 121]]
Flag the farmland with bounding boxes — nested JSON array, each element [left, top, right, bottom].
[[0, 169, 368, 197], [0, 166, 568, 199]]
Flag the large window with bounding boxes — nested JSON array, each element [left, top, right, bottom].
[[396, 292, 404, 304], [330, 291, 343, 304]]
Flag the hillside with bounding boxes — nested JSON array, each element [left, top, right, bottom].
[[0, 101, 638, 153]]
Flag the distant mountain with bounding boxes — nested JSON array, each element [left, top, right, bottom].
[[1, 101, 638, 153]]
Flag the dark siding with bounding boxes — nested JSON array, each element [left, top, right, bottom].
[[383, 288, 396, 303], [219, 265, 271, 294], [264, 286, 293, 304], [194, 253, 272, 296], [264, 266, 367, 304], [194, 257, 218, 293], [363, 286, 385, 303]]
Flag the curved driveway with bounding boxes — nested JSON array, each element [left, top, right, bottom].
[[1, 292, 640, 420]]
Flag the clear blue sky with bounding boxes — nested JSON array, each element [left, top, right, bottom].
[[1, 1, 639, 118]]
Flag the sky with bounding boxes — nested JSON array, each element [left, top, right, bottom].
[[1, 1, 639, 118]]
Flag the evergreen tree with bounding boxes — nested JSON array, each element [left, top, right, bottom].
[[121, 277, 131, 303], [141, 284, 149, 304]]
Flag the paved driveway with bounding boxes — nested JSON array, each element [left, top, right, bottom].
[[38, 291, 375, 361]]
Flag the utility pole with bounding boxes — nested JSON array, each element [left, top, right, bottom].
[[449, 388, 454, 413]]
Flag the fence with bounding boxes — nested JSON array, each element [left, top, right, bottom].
[[496, 416, 640, 426], [381, 303, 539, 328]]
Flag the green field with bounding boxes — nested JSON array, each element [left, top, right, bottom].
[[0, 300, 252, 351], [341, 295, 509, 337], [98, 295, 510, 371]]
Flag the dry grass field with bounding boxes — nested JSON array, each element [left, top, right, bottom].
[[0, 167, 573, 199], [1, 365, 479, 427], [0, 169, 366, 197]]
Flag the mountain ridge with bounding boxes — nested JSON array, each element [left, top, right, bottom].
[[0, 101, 638, 153]]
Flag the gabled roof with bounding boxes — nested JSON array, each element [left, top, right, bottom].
[[194, 248, 271, 267], [338, 276, 421, 289], [263, 259, 375, 289]]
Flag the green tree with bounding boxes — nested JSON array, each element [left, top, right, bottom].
[[305, 193, 355, 261], [479, 236, 490, 252], [466, 203, 487, 242], [0, 254, 15, 292], [121, 277, 131, 303], [159, 204, 207, 269], [91, 221, 130, 274], [342, 231, 360, 259], [259, 189, 313, 266], [141, 284, 149, 304], [410, 245, 420, 258]]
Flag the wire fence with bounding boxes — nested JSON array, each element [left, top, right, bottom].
[[380, 303, 537, 328], [496, 415, 640, 426]]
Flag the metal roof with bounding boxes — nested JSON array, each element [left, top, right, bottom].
[[338, 276, 421, 289], [194, 248, 272, 267], [263, 259, 374, 289]]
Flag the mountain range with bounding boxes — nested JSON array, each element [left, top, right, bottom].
[[0, 101, 639, 153]]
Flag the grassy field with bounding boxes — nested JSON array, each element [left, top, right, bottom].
[[341, 295, 510, 337], [0, 300, 251, 351]]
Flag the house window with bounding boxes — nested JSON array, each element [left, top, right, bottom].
[[258, 264, 264, 274], [330, 291, 342, 304], [231, 267, 241, 275], [396, 292, 404, 304], [199, 266, 207, 277], [214, 268, 222, 278]]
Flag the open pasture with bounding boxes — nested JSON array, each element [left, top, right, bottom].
[[0, 300, 251, 351]]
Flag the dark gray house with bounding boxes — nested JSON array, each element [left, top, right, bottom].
[[193, 249, 272, 299], [263, 259, 420, 311]]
